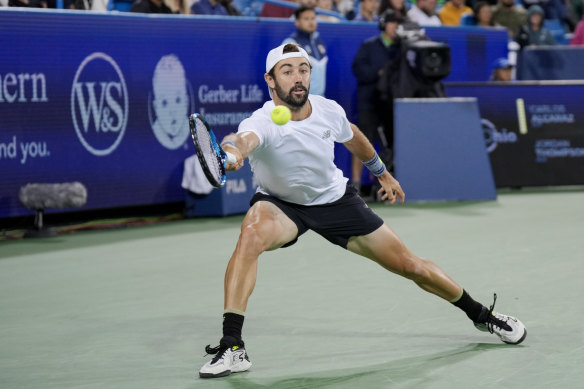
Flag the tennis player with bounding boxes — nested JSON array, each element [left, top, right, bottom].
[[199, 43, 526, 378]]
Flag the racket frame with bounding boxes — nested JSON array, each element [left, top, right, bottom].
[[189, 113, 228, 188]]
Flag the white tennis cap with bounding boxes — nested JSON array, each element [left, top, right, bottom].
[[265, 43, 311, 74]]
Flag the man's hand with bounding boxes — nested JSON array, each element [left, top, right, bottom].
[[377, 171, 405, 204], [223, 145, 244, 171]]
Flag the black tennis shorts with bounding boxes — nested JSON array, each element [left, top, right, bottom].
[[249, 184, 384, 249]]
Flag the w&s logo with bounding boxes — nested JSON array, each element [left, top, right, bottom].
[[71, 53, 128, 156]]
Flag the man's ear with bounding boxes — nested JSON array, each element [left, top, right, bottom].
[[264, 73, 276, 90]]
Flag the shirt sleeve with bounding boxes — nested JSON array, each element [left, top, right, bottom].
[[237, 115, 268, 152], [332, 101, 353, 143]]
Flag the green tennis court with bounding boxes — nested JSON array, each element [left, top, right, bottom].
[[1, 189, 583, 388]]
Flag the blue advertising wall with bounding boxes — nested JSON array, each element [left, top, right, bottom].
[[446, 82, 584, 187], [0, 9, 508, 218]]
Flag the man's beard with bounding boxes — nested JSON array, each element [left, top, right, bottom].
[[274, 80, 309, 111]]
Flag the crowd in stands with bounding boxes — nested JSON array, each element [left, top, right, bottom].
[[2, 0, 583, 45]]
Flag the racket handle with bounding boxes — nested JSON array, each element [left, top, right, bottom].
[[225, 152, 237, 164]]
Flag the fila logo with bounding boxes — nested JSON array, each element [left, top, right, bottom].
[[71, 52, 129, 156], [321, 129, 331, 139]]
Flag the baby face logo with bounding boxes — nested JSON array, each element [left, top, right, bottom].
[[71, 52, 129, 156], [148, 55, 193, 150]]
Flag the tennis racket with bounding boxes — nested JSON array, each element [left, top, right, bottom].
[[189, 113, 236, 188]]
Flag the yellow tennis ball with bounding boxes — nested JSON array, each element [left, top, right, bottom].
[[271, 105, 291, 126]]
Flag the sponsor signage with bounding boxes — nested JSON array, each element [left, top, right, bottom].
[[446, 82, 584, 187], [0, 9, 508, 217]]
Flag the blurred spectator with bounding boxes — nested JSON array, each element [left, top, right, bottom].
[[408, 0, 442, 26], [190, 0, 228, 14], [70, 0, 108, 11], [491, 0, 527, 37], [283, 6, 329, 95], [571, 15, 584, 44], [8, 0, 47, 5], [516, 5, 557, 47], [475, 1, 495, 26], [378, 0, 408, 15], [489, 57, 513, 81], [354, 0, 379, 21], [351, 8, 403, 191], [522, 0, 569, 27], [131, 0, 173, 12], [332, 0, 355, 19], [566, 0, 583, 30], [439, 0, 473, 25], [316, 0, 343, 21], [220, 0, 242, 15]]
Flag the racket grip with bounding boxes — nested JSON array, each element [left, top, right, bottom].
[[225, 152, 237, 164]]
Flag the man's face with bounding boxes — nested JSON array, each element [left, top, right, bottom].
[[153, 82, 189, 136], [419, 0, 436, 12], [296, 9, 317, 34], [501, 0, 514, 7], [451, 0, 464, 8], [267, 57, 311, 110], [384, 21, 398, 39], [476, 4, 492, 24], [530, 12, 542, 26], [361, 0, 378, 14], [495, 67, 512, 81]]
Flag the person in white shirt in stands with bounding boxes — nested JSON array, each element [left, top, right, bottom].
[[408, 0, 442, 26], [197, 42, 527, 379]]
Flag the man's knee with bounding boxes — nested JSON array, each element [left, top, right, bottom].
[[237, 223, 274, 256]]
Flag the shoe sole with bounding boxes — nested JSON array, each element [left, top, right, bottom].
[[200, 370, 232, 379], [199, 361, 252, 379]]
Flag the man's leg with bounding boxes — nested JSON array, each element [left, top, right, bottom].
[[347, 223, 526, 344], [200, 201, 298, 378]]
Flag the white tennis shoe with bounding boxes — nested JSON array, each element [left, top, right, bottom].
[[474, 294, 527, 345], [199, 338, 252, 378]]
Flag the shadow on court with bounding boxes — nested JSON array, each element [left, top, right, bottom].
[[219, 343, 509, 389]]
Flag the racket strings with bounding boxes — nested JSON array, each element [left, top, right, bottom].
[[194, 117, 222, 181]]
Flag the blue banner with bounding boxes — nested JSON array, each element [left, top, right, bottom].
[[0, 9, 508, 218]]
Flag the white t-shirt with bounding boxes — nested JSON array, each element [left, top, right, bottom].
[[238, 95, 354, 205], [407, 6, 443, 27]]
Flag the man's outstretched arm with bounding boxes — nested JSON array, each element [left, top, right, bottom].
[[220, 131, 260, 171]]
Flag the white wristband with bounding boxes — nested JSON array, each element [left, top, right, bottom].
[[220, 140, 237, 149]]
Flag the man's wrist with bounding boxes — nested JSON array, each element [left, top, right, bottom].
[[362, 152, 387, 177], [220, 140, 237, 149]]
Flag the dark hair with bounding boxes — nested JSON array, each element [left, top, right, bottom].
[[294, 6, 315, 19], [267, 43, 303, 78], [474, 1, 494, 25], [378, 0, 407, 16]]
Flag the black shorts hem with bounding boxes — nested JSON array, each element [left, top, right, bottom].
[[249, 185, 384, 249]]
